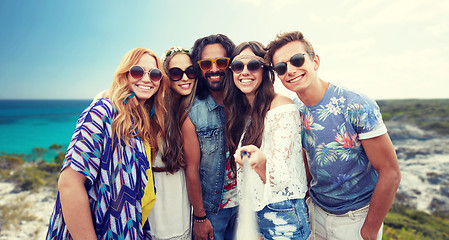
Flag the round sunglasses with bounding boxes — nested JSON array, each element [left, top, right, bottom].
[[197, 57, 230, 71], [168, 66, 196, 81], [129, 65, 162, 82], [230, 59, 264, 74], [273, 53, 308, 75]]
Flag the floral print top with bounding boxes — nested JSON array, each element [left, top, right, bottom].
[[294, 84, 387, 214], [220, 148, 238, 209]]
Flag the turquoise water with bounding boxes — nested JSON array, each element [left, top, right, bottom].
[[0, 100, 92, 161]]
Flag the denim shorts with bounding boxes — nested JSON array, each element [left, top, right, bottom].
[[256, 198, 311, 240]]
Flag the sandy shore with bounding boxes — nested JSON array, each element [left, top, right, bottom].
[[0, 182, 55, 240]]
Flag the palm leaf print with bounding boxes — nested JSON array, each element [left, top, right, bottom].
[[315, 142, 338, 166], [348, 103, 380, 131], [330, 173, 353, 190]]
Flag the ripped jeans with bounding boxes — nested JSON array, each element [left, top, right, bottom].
[[256, 198, 311, 240]]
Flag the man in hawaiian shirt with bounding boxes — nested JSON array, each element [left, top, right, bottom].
[[265, 31, 401, 240]]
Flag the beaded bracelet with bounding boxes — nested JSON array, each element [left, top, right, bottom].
[[193, 214, 208, 223]]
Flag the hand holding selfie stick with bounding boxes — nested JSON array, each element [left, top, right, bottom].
[[235, 151, 259, 240]]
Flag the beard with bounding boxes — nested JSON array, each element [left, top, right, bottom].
[[205, 71, 226, 91]]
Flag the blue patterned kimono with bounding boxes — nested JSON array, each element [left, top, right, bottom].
[[46, 98, 152, 239]]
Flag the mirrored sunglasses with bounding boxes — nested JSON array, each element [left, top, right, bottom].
[[129, 65, 162, 82]]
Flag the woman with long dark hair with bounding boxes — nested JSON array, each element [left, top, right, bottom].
[[147, 46, 197, 240], [224, 41, 311, 240]]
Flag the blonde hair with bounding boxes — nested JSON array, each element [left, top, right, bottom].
[[106, 47, 169, 162]]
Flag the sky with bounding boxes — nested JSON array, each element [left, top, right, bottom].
[[0, 0, 448, 100]]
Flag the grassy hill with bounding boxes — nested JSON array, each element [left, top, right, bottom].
[[377, 98, 449, 135], [2, 151, 449, 239], [377, 98, 449, 239], [383, 203, 449, 239]]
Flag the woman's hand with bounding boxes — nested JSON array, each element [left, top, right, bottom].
[[234, 145, 267, 183]]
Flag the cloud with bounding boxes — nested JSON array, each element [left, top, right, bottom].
[[364, 0, 449, 24], [238, 0, 262, 6], [426, 20, 449, 37], [319, 39, 375, 59], [320, 46, 449, 99], [270, 0, 299, 10]]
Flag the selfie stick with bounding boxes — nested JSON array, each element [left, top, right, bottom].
[[235, 151, 259, 240]]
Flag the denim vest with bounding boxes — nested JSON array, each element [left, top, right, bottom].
[[188, 94, 227, 214]]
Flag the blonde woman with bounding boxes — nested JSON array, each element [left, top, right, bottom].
[[46, 47, 169, 240]]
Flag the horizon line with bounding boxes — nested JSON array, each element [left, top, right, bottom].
[[1, 97, 449, 101]]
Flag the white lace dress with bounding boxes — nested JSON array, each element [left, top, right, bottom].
[[148, 152, 192, 240], [237, 104, 308, 211]]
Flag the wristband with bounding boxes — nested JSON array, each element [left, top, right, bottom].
[[193, 214, 207, 220]]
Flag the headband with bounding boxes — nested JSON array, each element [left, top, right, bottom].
[[162, 46, 189, 62], [232, 54, 267, 65]]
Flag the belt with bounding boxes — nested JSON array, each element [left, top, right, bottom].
[[152, 167, 169, 172]]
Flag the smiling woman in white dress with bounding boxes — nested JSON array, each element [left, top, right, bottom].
[[147, 46, 197, 240]]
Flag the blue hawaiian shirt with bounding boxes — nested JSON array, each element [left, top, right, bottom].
[[294, 84, 387, 214]]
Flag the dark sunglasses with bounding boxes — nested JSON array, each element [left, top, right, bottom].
[[197, 57, 230, 71], [273, 53, 308, 75], [230, 59, 263, 74], [129, 65, 162, 82], [168, 66, 196, 81]]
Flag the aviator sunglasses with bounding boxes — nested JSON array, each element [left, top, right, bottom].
[[273, 53, 310, 75], [168, 66, 196, 81], [230, 59, 264, 74], [129, 65, 162, 82], [197, 57, 230, 71]]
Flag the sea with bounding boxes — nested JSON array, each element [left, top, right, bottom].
[[0, 99, 92, 161]]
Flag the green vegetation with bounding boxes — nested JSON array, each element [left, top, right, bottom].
[[378, 99, 449, 135], [0, 152, 62, 192], [377, 99, 449, 238], [383, 203, 449, 240], [0, 147, 63, 232]]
